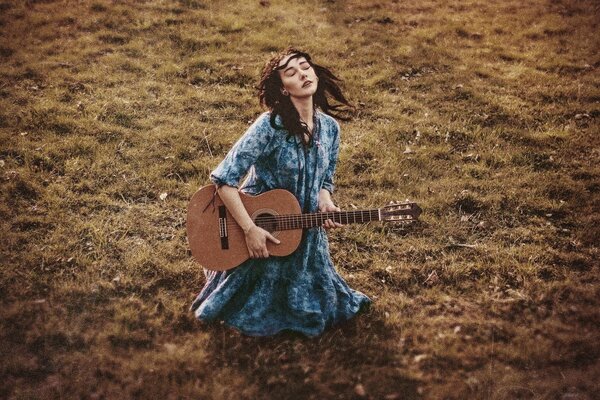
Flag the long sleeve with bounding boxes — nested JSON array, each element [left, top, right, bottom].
[[321, 119, 340, 194], [210, 113, 275, 188]]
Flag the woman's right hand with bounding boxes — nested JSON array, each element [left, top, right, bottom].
[[244, 225, 280, 259]]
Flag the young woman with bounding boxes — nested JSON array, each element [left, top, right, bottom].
[[190, 47, 371, 337]]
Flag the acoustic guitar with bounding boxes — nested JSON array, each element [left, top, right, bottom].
[[186, 185, 421, 271]]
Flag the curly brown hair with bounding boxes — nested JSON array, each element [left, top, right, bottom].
[[257, 47, 354, 144]]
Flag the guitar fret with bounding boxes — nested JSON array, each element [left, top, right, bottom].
[[276, 208, 388, 231]]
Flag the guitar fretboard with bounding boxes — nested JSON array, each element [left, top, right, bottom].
[[256, 209, 381, 231]]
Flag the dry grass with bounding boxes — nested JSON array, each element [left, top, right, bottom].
[[1, 0, 599, 399]]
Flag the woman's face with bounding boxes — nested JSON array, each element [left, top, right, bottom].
[[277, 54, 318, 99]]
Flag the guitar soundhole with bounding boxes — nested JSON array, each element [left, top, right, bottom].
[[254, 212, 278, 233]]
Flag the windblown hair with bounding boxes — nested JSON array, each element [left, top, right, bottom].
[[257, 47, 354, 144]]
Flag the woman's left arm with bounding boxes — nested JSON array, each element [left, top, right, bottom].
[[319, 120, 343, 229], [319, 189, 342, 229]]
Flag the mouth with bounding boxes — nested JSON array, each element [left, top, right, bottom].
[[302, 80, 313, 88]]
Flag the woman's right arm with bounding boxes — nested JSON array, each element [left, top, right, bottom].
[[217, 185, 280, 259]]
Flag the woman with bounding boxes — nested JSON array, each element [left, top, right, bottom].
[[190, 47, 371, 337]]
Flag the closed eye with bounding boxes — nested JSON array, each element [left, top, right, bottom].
[[284, 61, 311, 77]]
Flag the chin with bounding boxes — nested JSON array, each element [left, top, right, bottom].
[[303, 86, 318, 96]]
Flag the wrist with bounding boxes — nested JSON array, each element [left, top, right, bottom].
[[242, 223, 256, 235]]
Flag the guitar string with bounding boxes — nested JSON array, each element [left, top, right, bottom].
[[223, 217, 413, 233], [219, 208, 415, 224], [221, 210, 382, 226], [219, 211, 414, 229], [221, 212, 395, 231]]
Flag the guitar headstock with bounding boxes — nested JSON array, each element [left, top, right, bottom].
[[382, 200, 422, 225]]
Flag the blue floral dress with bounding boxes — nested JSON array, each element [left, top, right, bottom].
[[190, 110, 371, 337]]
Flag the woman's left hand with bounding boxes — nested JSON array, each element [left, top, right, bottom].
[[319, 202, 343, 229]]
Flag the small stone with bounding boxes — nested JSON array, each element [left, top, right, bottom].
[[414, 354, 428, 363], [454, 325, 462, 334], [354, 383, 367, 397], [159, 192, 168, 201]]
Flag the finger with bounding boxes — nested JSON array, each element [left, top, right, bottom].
[[266, 233, 281, 244]]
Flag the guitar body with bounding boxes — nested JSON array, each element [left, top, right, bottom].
[[186, 185, 303, 271]]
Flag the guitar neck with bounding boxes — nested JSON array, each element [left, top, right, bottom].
[[266, 209, 381, 231]]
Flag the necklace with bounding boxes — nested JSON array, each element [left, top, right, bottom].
[[300, 111, 316, 145]]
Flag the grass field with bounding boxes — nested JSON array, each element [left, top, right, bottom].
[[1, 0, 599, 398]]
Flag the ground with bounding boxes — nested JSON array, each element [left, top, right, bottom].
[[0, 0, 598, 399]]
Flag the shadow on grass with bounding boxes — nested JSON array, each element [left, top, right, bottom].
[[197, 308, 421, 400]]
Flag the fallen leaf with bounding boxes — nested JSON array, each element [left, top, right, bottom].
[[163, 343, 177, 354], [414, 354, 428, 363], [424, 270, 439, 285]]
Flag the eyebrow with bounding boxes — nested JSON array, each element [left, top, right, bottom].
[[284, 60, 308, 73], [277, 54, 308, 72]]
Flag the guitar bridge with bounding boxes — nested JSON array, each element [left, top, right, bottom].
[[218, 206, 229, 249]]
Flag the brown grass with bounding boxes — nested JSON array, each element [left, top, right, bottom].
[[1, 0, 599, 399]]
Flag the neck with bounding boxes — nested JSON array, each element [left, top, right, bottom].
[[290, 96, 314, 126], [257, 208, 382, 231]]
